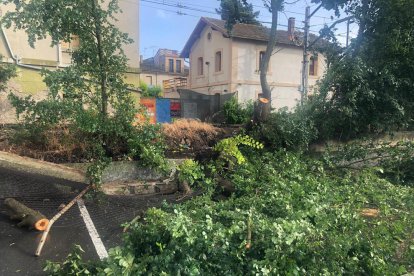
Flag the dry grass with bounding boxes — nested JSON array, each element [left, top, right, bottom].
[[162, 119, 223, 150]]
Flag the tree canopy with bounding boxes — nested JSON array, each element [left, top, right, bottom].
[[308, 0, 414, 139], [216, 0, 261, 31]]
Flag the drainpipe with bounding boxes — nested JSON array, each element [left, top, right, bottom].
[[1, 27, 50, 71], [57, 42, 62, 67]]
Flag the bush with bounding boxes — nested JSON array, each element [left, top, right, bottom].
[[222, 97, 253, 124], [251, 107, 318, 151], [139, 81, 163, 98], [177, 159, 205, 187]]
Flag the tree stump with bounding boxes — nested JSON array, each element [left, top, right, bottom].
[[4, 198, 49, 231]]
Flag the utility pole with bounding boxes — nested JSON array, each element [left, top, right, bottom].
[[301, 4, 323, 105], [301, 6, 310, 105], [346, 18, 351, 47]]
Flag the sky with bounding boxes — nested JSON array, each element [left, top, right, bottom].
[[136, 0, 358, 59]]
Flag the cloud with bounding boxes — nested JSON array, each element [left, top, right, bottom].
[[156, 9, 168, 19]]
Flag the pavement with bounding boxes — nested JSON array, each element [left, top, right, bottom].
[[0, 166, 178, 275]]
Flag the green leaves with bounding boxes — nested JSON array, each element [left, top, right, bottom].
[[177, 159, 205, 187], [3, 0, 168, 186], [222, 97, 254, 124], [308, 0, 414, 140], [214, 135, 263, 168]]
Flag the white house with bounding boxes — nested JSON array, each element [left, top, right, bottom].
[[180, 17, 326, 109]]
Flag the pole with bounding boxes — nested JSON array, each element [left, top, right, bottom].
[[301, 6, 310, 104], [346, 18, 351, 47]]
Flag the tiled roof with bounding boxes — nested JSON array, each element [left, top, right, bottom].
[[181, 17, 309, 58], [204, 17, 294, 44]]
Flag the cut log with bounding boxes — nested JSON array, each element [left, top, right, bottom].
[[4, 198, 49, 231]]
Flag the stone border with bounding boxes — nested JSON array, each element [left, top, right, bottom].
[[0, 151, 185, 196]]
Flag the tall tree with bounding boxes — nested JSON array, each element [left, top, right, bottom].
[[217, 0, 260, 31], [2, 0, 136, 151], [309, 0, 414, 138]]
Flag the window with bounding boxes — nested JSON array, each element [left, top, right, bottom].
[[168, 59, 174, 73], [215, 51, 222, 72], [146, 76, 153, 86], [259, 51, 266, 70], [176, 60, 182, 73], [61, 35, 80, 52], [309, 55, 318, 76], [197, 57, 204, 75]]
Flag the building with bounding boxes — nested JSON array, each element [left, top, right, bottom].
[[0, 1, 140, 70], [180, 17, 326, 110], [140, 49, 188, 98], [0, 1, 140, 123]]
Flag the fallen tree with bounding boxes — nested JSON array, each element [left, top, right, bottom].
[[4, 198, 49, 231]]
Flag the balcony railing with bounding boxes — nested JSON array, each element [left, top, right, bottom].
[[163, 77, 188, 92]]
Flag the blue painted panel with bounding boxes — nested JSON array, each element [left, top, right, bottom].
[[156, 98, 171, 123]]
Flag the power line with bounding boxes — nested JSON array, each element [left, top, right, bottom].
[[138, 0, 306, 30]]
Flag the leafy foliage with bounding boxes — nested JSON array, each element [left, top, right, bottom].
[[251, 107, 318, 151], [2, 0, 168, 184], [139, 81, 163, 98], [308, 0, 414, 139], [213, 135, 263, 168], [0, 56, 16, 92], [46, 149, 414, 275], [322, 139, 414, 187], [127, 123, 168, 173], [222, 97, 254, 124], [43, 245, 92, 275], [177, 159, 205, 187], [216, 0, 260, 31]]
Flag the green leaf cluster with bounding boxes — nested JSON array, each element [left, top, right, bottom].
[[308, 0, 414, 139], [46, 150, 414, 275], [214, 135, 263, 167], [177, 159, 205, 187], [222, 97, 254, 124]]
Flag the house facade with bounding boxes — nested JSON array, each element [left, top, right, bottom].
[[181, 17, 326, 110]]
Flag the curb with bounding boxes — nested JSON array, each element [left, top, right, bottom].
[[0, 151, 87, 184]]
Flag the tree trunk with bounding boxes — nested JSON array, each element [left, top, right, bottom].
[[4, 198, 49, 231], [257, 0, 281, 122], [92, 0, 108, 118]]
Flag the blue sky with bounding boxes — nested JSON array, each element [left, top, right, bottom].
[[137, 0, 357, 58]]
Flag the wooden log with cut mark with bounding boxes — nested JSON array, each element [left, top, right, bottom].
[[4, 198, 49, 231]]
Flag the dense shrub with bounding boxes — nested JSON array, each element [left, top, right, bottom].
[[139, 81, 163, 98], [222, 97, 254, 124], [251, 107, 318, 151]]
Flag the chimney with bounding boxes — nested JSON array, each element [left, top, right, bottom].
[[288, 17, 295, 41]]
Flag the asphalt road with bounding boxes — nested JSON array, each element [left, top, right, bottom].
[[0, 166, 178, 275]]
